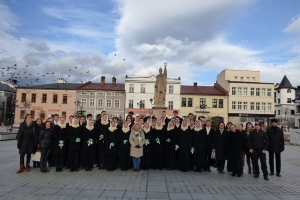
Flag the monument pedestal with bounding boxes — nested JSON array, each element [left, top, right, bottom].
[[152, 105, 167, 118]]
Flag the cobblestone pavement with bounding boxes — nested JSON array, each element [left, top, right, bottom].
[[1, 140, 300, 200]]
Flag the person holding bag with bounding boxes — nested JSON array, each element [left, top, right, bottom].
[[38, 121, 53, 173], [129, 123, 145, 172]]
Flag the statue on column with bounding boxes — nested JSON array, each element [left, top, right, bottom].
[[154, 64, 167, 106]]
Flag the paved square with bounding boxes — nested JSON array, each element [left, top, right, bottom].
[[1, 140, 300, 200]]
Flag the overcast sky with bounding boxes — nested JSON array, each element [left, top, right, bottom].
[[0, 0, 299, 87]]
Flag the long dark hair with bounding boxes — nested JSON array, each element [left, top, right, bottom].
[[218, 122, 225, 129], [245, 122, 254, 129]]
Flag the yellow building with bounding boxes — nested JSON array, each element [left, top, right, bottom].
[[180, 82, 228, 124]]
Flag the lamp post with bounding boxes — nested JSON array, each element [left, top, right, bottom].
[[149, 98, 155, 105], [74, 100, 81, 113]]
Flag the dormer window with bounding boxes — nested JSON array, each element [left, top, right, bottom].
[[287, 89, 291, 93]]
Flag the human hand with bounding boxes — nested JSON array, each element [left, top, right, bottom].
[[249, 149, 254, 153]]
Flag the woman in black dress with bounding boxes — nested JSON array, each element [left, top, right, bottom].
[[164, 121, 177, 170], [33, 118, 43, 168], [118, 121, 131, 171], [213, 122, 228, 173], [68, 118, 81, 172], [96, 114, 109, 170], [105, 121, 119, 171], [52, 117, 68, 172], [140, 122, 153, 170], [178, 120, 192, 172], [192, 120, 206, 172], [38, 121, 53, 173], [81, 119, 97, 171], [152, 120, 165, 170]]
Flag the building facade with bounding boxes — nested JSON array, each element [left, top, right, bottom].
[[0, 81, 16, 124], [180, 82, 228, 123], [76, 76, 125, 120], [292, 86, 300, 128], [217, 70, 275, 129], [125, 75, 181, 118]]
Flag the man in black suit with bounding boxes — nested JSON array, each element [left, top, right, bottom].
[[202, 119, 215, 172], [267, 118, 284, 177], [161, 111, 170, 125]]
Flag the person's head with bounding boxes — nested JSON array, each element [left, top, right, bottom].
[[53, 114, 59, 122], [173, 110, 178, 117], [102, 114, 108, 121], [123, 121, 128, 128], [139, 118, 144, 125], [128, 111, 134, 116], [114, 117, 119, 123], [190, 119, 195, 126], [72, 118, 79, 125], [255, 122, 261, 131], [35, 118, 43, 125], [69, 115, 74, 123], [101, 111, 106, 116], [87, 114, 93, 120], [126, 115, 132, 122], [206, 120, 211, 127], [133, 123, 141, 131], [26, 118, 33, 126], [148, 109, 153, 115], [110, 121, 116, 127], [88, 119, 94, 126], [195, 120, 201, 128], [246, 122, 254, 129], [47, 117, 53, 123], [218, 122, 225, 130], [80, 116, 85, 124], [188, 113, 194, 120], [135, 115, 140, 121], [60, 117, 65, 124], [182, 119, 187, 127], [151, 119, 156, 127], [25, 114, 32, 120], [44, 121, 52, 129], [201, 119, 206, 126], [230, 124, 237, 132], [147, 116, 151, 122], [160, 117, 165, 123], [144, 122, 150, 129], [271, 118, 278, 127], [157, 120, 162, 126], [175, 116, 180, 124], [237, 124, 243, 131], [162, 111, 166, 118], [226, 122, 232, 129], [168, 121, 174, 128]]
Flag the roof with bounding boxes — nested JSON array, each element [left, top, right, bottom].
[[0, 83, 16, 93], [17, 83, 82, 90], [78, 81, 125, 91], [181, 83, 228, 95], [276, 75, 295, 89]]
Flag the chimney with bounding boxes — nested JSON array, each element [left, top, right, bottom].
[[101, 76, 105, 85], [58, 78, 66, 84], [112, 76, 116, 85], [193, 82, 197, 87]]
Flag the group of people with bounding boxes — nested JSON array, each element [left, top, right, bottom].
[[16, 109, 285, 181]]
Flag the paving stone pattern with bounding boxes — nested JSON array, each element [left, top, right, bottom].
[[1, 140, 300, 200]]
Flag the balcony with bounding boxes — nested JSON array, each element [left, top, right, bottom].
[[195, 106, 210, 113]]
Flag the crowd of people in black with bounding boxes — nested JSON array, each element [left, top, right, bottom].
[[16, 109, 285, 181]]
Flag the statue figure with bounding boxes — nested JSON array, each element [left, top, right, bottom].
[[154, 65, 167, 106]]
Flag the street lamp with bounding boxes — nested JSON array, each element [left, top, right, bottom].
[[74, 100, 81, 112], [149, 98, 155, 105]]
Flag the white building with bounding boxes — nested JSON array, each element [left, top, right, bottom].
[[125, 72, 181, 118], [293, 86, 300, 127]]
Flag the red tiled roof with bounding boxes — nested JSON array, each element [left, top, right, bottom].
[[181, 83, 228, 95], [78, 82, 125, 91]]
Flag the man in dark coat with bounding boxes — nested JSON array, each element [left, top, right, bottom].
[[201, 119, 215, 172], [248, 122, 269, 180], [267, 118, 284, 177], [213, 122, 228, 173]]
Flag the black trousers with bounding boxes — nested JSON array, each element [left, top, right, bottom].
[[217, 159, 225, 171], [204, 151, 212, 169], [245, 152, 253, 169], [253, 151, 268, 177], [231, 159, 242, 175], [20, 154, 31, 165], [269, 152, 281, 174], [40, 148, 51, 170]]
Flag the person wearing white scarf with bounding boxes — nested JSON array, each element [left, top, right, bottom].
[[68, 118, 81, 172], [178, 120, 192, 172], [119, 122, 131, 171], [165, 122, 177, 170], [81, 120, 96, 171], [141, 122, 152, 170], [191, 120, 205, 172], [152, 120, 164, 170], [105, 121, 119, 171]]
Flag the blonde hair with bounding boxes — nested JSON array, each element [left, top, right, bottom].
[[131, 123, 141, 131]]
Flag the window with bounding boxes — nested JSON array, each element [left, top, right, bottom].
[[212, 99, 217, 108], [291, 110, 295, 115], [297, 105, 300, 113], [129, 84, 134, 93], [250, 88, 254, 96], [240, 77, 244, 81], [287, 89, 291, 93], [62, 112, 66, 118], [287, 98, 292, 103], [42, 94, 47, 103], [256, 102, 260, 110], [106, 99, 112, 108], [115, 93, 120, 96], [278, 99, 281, 104], [168, 101, 173, 109], [200, 98, 206, 106], [31, 93, 36, 103], [138, 100, 145, 108], [277, 90, 280, 93], [81, 92, 87, 95], [20, 110, 25, 118], [53, 94, 58, 103], [114, 99, 120, 108], [182, 98, 186, 107], [234, 76, 238, 80], [238, 102, 242, 110], [62, 94, 68, 104], [97, 99, 103, 108], [90, 92, 95, 95], [98, 92, 104, 95], [232, 87, 236, 95], [260, 88, 265, 96], [246, 77, 250, 81], [81, 98, 87, 107], [267, 103, 272, 111], [252, 77, 256, 81], [278, 110, 280, 115], [169, 85, 174, 94], [30, 110, 35, 119], [188, 98, 193, 107], [219, 99, 223, 108], [129, 100, 133, 108], [140, 84, 146, 93], [107, 93, 112, 96], [250, 102, 254, 110], [275, 110, 276, 115], [256, 88, 260, 96], [243, 102, 248, 110], [243, 88, 248, 96], [238, 87, 242, 95], [21, 93, 26, 102], [267, 88, 272, 96], [262, 102, 266, 111], [232, 101, 236, 110], [89, 99, 95, 107]]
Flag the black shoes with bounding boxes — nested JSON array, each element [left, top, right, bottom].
[[231, 173, 236, 177], [248, 168, 252, 174], [276, 173, 281, 177], [264, 176, 269, 181], [269, 172, 274, 176], [253, 175, 259, 178]]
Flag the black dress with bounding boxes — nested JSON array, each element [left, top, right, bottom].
[[178, 127, 192, 172], [213, 129, 228, 171], [118, 127, 131, 171], [68, 126, 82, 171], [226, 130, 243, 176], [52, 125, 68, 168], [81, 126, 97, 170], [141, 128, 153, 169], [105, 127, 119, 171], [192, 128, 206, 171], [164, 128, 177, 170], [96, 120, 110, 166], [152, 127, 165, 170]]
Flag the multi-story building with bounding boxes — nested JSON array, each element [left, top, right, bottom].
[[0, 81, 16, 124], [76, 76, 125, 120], [274, 75, 296, 128], [293, 86, 300, 127], [14, 78, 81, 125], [217, 70, 275, 129], [125, 74, 181, 118], [180, 82, 228, 124]]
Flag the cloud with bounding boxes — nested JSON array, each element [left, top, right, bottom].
[[284, 16, 300, 34]]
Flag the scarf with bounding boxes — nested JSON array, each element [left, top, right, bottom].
[[194, 126, 202, 132], [181, 124, 188, 131], [108, 126, 118, 132], [57, 122, 66, 129], [167, 126, 174, 131], [101, 119, 109, 125], [246, 128, 254, 136], [143, 127, 151, 133], [155, 124, 163, 130], [85, 124, 94, 131], [122, 126, 130, 133]]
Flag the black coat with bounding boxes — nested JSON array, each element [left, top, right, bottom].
[[247, 129, 269, 151], [143, 129, 153, 154], [52, 125, 68, 156], [213, 129, 228, 160], [96, 120, 110, 149], [38, 128, 53, 149], [165, 128, 178, 155], [267, 126, 284, 153], [68, 126, 82, 152], [202, 127, 215, 151], [226, 130, 243, 160], [192, 128, 206, 155], [17, 125, 36, 154], [177, 127, 192, 152], [105, 128, 119, 153], [240, 130, 247, 152], [81, 126, 97, 154], [118, 128, 131, 154], [152, 128, 165, 153]]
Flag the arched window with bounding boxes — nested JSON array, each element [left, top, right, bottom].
[[287, 89, 291, 93]]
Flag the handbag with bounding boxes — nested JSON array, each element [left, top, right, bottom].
[[32, 149, 41, 162]]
